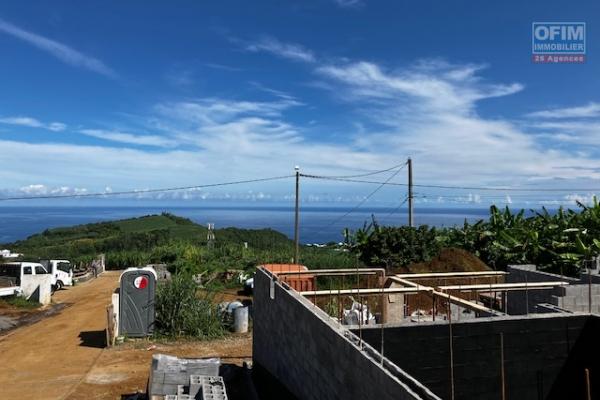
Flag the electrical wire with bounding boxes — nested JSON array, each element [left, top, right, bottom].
[[306, 165, 406, 235], [0, 175, 294, 201], [303, 161, 407, 179], [301, 175, 600, 192], [381, 195, 410, 219]]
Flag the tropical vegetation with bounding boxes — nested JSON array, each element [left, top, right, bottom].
[[347, 198, 600, 276], [154, 273, 224, 338]]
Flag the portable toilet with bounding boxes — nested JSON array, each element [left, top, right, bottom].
[[119, 267, 157, 337]]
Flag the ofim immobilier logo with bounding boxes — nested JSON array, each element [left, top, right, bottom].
[[532, 22, 586, 63]]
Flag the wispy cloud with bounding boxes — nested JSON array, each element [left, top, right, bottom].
[[0, 18, 116, 78], [4, 39, 600, 203], [165, 68, 195, 87], [154, 97, 301, 125], [526, 102, 600, 119], [79, 129, 178, 148], [248, 81, 300, 101], [245, 36, 315, 63], [203, 62, 242, 72], [0, 116, 66, 131], [525, 102, 600, 148], [332, 0, 364, 8], [311, 58, 600, 185], [317, 60, 523, 114]]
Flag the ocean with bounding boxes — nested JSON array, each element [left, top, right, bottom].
[[0, 204, 493, 245]]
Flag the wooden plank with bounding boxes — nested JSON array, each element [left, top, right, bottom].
[[274, 268, 384, 276], [438, 281, 569, 291], [299, 287, 426, 297], [395, 271, 507, 279]]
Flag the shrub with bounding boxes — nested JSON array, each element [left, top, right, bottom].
[[154, 274, 224, 339], [353, 224, 441, 268]]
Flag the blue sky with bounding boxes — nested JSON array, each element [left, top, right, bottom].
[[1, 0, 600, 207]]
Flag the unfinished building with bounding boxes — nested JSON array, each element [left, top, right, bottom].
[[253, 266, 599, 400]]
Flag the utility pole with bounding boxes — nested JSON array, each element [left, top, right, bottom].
[[408, 157, 414, 227], [294, 166, 300, 264], [207, 223, 215, 249]]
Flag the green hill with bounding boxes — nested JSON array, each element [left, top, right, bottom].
[[5, 213, 293, 270]]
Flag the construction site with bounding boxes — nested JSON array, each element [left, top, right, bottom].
[[253, 263, 600, 400]]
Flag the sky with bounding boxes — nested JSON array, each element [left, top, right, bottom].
[[1, 0, 600, 208]]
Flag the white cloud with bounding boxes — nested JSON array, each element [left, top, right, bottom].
[[332, 0, 363, 8], [16, 184, 88, 196], [0, 96, 389, 195], [0, 139, 207, 190], [79, 129, 178, 148], [317, 60, 523, 114], [312, 59, 600, 187], [4, 47, 600, 203], [527, 102, 600, 119], [0, 18, 116, 78], [526, 112, 600, 148], [152, 98, 384, 174], [245, 36, 315, 63], [0, 116, 66, 131], [203, 62, 242, 72]]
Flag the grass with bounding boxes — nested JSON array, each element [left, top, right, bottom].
[[1, 296, 39, 309]]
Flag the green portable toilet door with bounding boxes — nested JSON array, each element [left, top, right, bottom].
[[119, 270, 156, 337]]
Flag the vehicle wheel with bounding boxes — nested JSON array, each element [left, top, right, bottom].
[[56, 281, 63, 291]]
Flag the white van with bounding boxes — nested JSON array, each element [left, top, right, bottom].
[[40, 259, 74, 290], [0, 262, 49, 296]]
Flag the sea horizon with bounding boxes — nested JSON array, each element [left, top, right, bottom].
[[0, 203, 550, 245]]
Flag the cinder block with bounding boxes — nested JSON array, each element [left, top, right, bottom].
[[189, 375, 202, 398], [201, 376, 228, 400]]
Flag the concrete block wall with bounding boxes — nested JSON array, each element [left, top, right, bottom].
[[20, 274, 52, 305], [551, 284, 600, 313], [356, 314, 600, 400], [507, 265, 600, 314], [253, 268, 440, 400]]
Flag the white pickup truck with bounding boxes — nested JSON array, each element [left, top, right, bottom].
[[0, 262, 49, 297], [39, 259, 74, 291]]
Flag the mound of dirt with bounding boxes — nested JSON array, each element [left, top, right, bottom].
[[396, 248, 491, 274]]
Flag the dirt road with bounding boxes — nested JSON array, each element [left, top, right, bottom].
[[0, 271, 120, 399]]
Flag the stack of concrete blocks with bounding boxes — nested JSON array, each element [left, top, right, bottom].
[[159, 375, 227, 400], [147, 264, 172, 281], [148, 354, 221, 398], [507, 264, 600, 314], [551, 283, 600, 313]]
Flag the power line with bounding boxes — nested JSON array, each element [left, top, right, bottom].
[[306, 165, 406, 235], [0, 175, 294, 201], [304, 161, 408, 179], [302, 175, 600, 192], [382, 195, 410, 219]]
